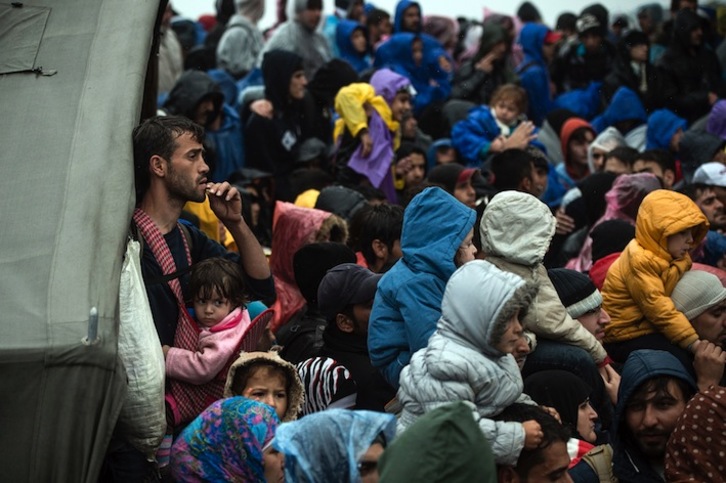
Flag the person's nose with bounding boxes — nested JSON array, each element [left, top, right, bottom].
[[263, 393, 276, 409], [642, 405, 659, 427], [599, 309, 611, 326]]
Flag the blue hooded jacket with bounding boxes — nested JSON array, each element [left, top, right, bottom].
[[374, 32, 452, 115], [368, 187, 476, 387], [517, 23, 554, 126], [646, 109, 688, 150], [336, 20, 372, 73], [393, 0, 422, 33], [611, 350, 696, 483], [591, 87, 648, 134], [451, 106, 502, 166]]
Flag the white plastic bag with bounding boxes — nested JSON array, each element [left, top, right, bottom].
[[116, 239, 166, 458]]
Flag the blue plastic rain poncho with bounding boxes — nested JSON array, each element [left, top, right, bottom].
[[273, 409, 397, 483]]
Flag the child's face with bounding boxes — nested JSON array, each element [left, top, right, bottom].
[[493, 99, 520, 126], [242, 366, 288, 420], [390, 91, 412, 122], [666, 228, 694, 259], [194, 288, 233, 328], [493, 312, 524, 354], [351, 29, 367, 54]]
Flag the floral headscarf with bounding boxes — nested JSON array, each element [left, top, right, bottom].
[[171, 397, 280, 482]]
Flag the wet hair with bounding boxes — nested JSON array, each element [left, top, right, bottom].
[[348, 203, 404, 266], [490, 84, 528, 117], [627, 375, 695, 410], [396, 142, 427, 162], [569, 126, 595, 145], [636, 149, 676, 174], [230, 362, 290, 395], [679, 182, 713, 202], [556, 12, 577, 32], [366, 8, 390, 27], [606, 146, 639, 166], [490, 149, 535, 192], [132, 115, 205, 203], [496, 403, 570, 478], [188, 257, 247, 308]]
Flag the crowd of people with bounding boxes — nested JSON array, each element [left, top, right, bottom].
[[106, 0, 726, 481]]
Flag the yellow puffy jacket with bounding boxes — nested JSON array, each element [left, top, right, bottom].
[[602, 190, 708, 349]]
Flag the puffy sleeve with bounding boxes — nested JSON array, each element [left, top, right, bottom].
[[334, 83, 377, 139], [625, 254, 699, 349]]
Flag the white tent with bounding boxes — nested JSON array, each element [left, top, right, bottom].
[[0, 1, 159, 480]]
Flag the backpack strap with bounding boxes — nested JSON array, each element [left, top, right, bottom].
[[131, 215, 195, 285], [580, 444, 617, 483]]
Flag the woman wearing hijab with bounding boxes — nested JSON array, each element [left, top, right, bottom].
[[171, 397, 281, 482], [523, 371, 607, 470]]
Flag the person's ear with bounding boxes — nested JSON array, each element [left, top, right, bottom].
[[497, 466, 519, 483], [335, 313, 355, 333], [371, 239, 389, 261], [519, 176, 533, 194], [664, 169, 676, 188], [150, 155, 166, 177]]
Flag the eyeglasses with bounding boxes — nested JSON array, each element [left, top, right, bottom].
[[357, 460, 378, 476]]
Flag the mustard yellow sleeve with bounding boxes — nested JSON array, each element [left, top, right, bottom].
[[334, 83, 376, 138], [625, 256, 699, 349]]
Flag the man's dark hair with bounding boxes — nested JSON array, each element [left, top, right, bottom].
[[556, 12, 577, 32], [348, 203, 404, 266], [606, 146, 639, 166], [132, 115, 205, 202], [636, 149, 676, 173], [496, 403, 571, 479], [626, 375, 695, 410], [490, 149, 535, 192], [678, 182, 712, 202], [569, 126, 595, 144], [396, 142, 427, 162], [366, 8, 390, 27]]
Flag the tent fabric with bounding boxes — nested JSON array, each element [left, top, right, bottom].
[[0, 0, 160, 481], [0, 4, 51, 74]]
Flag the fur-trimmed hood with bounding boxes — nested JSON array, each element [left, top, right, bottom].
[[438, 260, 537, 357], [224, 351, 305, 421]]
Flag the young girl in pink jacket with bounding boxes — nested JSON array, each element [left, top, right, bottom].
[[163, 257, 253, 426]]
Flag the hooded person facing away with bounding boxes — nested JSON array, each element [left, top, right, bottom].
[[396, 260, 539, 465]]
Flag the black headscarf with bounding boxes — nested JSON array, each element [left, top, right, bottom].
[[524, 370, 592, 440], [262, 49, 305, 112]]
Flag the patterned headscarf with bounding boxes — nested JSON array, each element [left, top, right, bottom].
[[665, 386, 726, 481], [171, 397, 280, 482]]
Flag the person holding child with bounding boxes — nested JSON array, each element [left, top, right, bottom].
[[396, 259, 544, 465], [451, 84, 537, 167], [602, 189, 709, 370]]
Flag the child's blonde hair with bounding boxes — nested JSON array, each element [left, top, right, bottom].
[[490, 84, 528, 117]]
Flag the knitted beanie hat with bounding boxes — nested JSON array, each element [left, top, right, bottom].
[[548, 268, 603, 319], [671, 270, 726, 320]]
